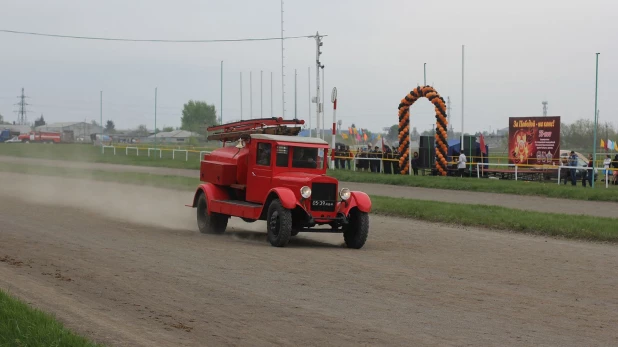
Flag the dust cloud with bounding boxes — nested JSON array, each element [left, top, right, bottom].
[[0, 171, 196, 231]]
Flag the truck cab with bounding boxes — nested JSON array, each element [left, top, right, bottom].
[[188, 118, 371, 248]]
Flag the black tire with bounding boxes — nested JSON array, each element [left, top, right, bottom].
[[266, 199, 292, 247], [343, 209, 369, 249], [196, 193, 228, 234]]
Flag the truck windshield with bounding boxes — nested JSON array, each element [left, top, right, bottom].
[[291, 147, 325, 169]]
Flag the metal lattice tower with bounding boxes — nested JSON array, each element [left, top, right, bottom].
[[14, 88, 29, 125], [542, 101, 548, 117]]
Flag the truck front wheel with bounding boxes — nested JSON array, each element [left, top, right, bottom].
[[266, 199, 292, 247], [343, 209, 369, 249], [196, 193, 228, 234]]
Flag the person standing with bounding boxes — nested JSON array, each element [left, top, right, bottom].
[[603, 155, 612, 184], [612, 154, 618, 185], [568, 151, 578, 186], [458, 151, 467, 177], [583, 154, 593, 187]]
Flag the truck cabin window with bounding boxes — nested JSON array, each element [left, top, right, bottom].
[[256, 143, 272, 166], [292, 147, 324, 169], [276, 145, 289, 167]]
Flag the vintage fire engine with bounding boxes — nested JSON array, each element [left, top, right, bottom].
[[187, 117, 371, 248]]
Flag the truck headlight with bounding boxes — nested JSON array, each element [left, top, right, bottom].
[[339, 188, 351, 201], [300, 186, 312, 199]]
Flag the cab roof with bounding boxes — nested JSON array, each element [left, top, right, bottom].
[[251, 134, 328, 145]]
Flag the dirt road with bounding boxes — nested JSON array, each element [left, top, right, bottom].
[[1, 172, 616, 346], [2, 155, 617, 218]]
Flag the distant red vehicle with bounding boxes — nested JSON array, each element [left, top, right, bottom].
[[18, 130, 74, 144], [187, 117, 371, 248]]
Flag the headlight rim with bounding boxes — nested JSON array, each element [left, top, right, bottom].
[[339, 187, 351, 201], [300, 186, 312, 199]]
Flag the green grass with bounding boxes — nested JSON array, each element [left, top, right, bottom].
[[0, 143, 204, 170], [330, 170, 618, 202], [1, 163, 617, 242], [0, 289, 102, 347], [2, 143, 617, 202]]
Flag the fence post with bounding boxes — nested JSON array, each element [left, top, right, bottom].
[[557, 166, 561, 185], [515, 165, 518, 181], [476, 163, 480, 178]]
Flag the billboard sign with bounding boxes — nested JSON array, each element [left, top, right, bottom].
[[508, 116, 560, 165]]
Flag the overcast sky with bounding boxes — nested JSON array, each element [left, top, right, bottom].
[[1, 0, 616, 134]]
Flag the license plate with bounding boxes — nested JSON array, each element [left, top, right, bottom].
[[312, 200, 334, 207]]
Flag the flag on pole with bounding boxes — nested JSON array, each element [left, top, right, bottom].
[[479, 134, 487, 155], [601, 139, 605, 149], [614, 141, 618, 151], [608, 139, 614, 151]]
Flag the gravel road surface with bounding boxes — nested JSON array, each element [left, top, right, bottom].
[[1, 172, 616, 346], [1, 155, 617, 218]]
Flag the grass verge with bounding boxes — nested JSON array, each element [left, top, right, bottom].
[[1, 163, 616, 242], [0, 289, 101, 347], [330, 170, 618, 203], [3, 144, 617, 202], [0, 143, 203, 170]]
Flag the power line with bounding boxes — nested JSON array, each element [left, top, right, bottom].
[[0, 29, 322, 43]]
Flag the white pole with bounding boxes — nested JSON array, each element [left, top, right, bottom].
[[331, 87, 337, 169], [461, 44, 465, 151], [240, 72, 243, 120], [270, 72, 273, 117], [260, 70, 263, 118], [294, 69, 297, 119], [308, 67, 311, 137], [315, 33, 321, 143], [280, 0, 285, 118], [321, 67, 325, 140], [250, 71, 253, 119]]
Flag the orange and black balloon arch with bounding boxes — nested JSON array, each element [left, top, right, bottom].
[[398, 86, 448, 176]]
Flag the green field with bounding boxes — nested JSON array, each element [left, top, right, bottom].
[[2, 162, 616, 242], [2, 143, 617, 202], [0, 289, 101, 347]]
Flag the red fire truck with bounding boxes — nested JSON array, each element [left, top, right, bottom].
[[18, 130, 74, 144], [187, 117, 371, 248]]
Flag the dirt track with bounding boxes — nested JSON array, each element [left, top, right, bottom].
[[1, 172, 617, 346], [2, 155, 618, 218]]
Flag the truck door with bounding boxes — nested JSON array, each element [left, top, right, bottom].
[[246, 142, 273, 203]]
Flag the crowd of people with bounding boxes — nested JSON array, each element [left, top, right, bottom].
[[333, 145, 422, 175], [560, 151, 618, 186]]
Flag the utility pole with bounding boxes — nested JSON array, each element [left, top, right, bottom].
[[154, 87, 158, 156], [280, 0, 286, 118], [260, 70, 263, 118], [424, 63, 426, 86], [321, 66, 325, 139], [220, 61, 223, 124], [294, 69, 297, 119], [270, 72, 273, 117], [100, 91, 103, 153], [250, 71, 253, 119], [542, 101, 548, 117], [592, 53, 600, 187], [240, 72, 243, 120], [315, 32, 324, 141], [461, 45, 465, 151], [308, 67, 311, 136], [14, 88, 29, 125]]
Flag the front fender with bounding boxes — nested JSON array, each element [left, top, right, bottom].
[[267, 187, 298, 209], [191, 183, 230, 212], [344, 191, 372, 213]]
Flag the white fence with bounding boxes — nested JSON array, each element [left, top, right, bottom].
[[173, 149, 188, 161], [475, 162, 613, 188], [125, 146, 138, 156], [147, 148, 162, 158], [102, 146, 116, 155]]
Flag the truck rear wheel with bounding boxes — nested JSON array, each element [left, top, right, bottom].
[[196, 193, 228, 234], [266, 199, 292, 247], [343, 209, 369, 249]]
